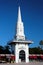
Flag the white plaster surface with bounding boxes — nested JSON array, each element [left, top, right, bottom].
[[15, 44, 29, 63]]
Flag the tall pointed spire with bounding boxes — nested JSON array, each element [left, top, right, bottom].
[[16, 6, 25, 40], [18, 6, 22, 22]]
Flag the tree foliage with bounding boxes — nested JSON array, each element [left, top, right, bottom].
[[39, 40, 43, 49], [29, 47, 43, 54], [0, 45, 11, 54], [0, 46, 4, 54]]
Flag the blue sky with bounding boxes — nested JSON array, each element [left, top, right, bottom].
[[0, 0, 43, 47]]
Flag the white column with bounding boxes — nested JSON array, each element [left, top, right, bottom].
[[26, 44, 29, 63], [28, 46, 29, 62], [15, 44, 19, 63]]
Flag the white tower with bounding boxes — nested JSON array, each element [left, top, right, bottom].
[[10, 6, 33, 63], [16, 6, 25, 40]]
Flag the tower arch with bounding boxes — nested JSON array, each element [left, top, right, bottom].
[[19, 50, 25, 62]]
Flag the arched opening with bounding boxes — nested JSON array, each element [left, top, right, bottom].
[[19, 50, 25, 62]]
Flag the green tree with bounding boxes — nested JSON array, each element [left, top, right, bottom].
[[4, 45, 11, 54], [39, 40, 43, 50], [0, 46, 4, 54], [29, 47, 43, 54]]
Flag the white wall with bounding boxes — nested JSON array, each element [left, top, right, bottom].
[[15, 43, 29, 63]]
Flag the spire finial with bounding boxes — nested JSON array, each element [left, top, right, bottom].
[[18, 6, 22, 22]]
